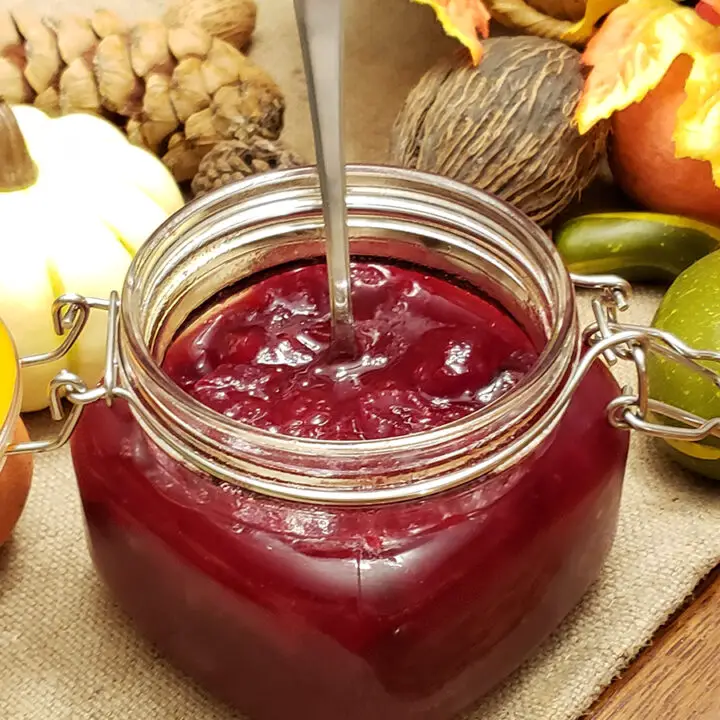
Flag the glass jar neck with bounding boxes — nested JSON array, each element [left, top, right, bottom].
[[118, 165, 580, 504]]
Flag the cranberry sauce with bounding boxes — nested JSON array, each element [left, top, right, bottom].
[[162, 262, 538, 440], [69, 260, 630, 720]]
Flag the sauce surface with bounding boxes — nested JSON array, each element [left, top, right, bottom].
[[162, 262, 538, 440]]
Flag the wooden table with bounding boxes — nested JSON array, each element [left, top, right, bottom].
[[587, 565, 720, 719]]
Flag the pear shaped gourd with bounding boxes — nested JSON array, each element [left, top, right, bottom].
[[648, 250, 720, 480], [0, 103, 184, 412]]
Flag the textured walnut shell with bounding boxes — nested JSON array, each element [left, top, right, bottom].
[[390, 36, 608, 227], [164, 0, 257, 49]]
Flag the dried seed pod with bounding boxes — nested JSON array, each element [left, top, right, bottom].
[[143, 72, 178, 124], [390, 37, 609, 227], [170, 57, 211, 122], [34, 86, 60, 115], [53, 15, 97, 64], [0, 58, 31, 104], [201, 38, 245, 95], [126, 116, 176, 156], [0, 11, 285, 182], [13, 10, 60, 94], [212, 81, 283, 140], [126, 117, 144, 147], [91, 9, 126, 39], [163, 130, 210, 182], [0, 11, 20, 48], [192, 136, 304, 197], [167, 24, 213, 59], [184, 107, 217, 146], [94, 34, 141, 115], [59, 57, 100, 113], [141, 120, 178, 153], [164, 0, 257, 49], [129, 20, 171, 77]]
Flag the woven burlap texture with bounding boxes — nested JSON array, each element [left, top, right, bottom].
[[1, 1, 720, 719]]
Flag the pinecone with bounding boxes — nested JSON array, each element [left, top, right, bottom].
[[191, 130, 305, 197], [0, 8, 285, 181]]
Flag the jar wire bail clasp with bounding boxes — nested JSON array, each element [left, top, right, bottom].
[[572, 273, 720, 444], [6, 292, 123, 456], [8, 274, 720, 459]]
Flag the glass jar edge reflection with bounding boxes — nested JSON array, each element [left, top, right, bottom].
[[116, 165, 581, 501]]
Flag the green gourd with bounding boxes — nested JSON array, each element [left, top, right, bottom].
[[555, 212, 720, 282]]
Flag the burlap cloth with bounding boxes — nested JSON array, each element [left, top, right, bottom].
[[1, 1, 719, 718]]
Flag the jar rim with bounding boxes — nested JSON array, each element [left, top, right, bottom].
[[123, 165, 575, 448], [117, 165, 580, 501]]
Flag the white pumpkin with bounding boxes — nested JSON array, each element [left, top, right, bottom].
[[0, 104, 185, 412]]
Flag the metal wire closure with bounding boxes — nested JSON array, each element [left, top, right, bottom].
[[6, 292, 121, 456], [7, 277, 720, 468], [573, 272, 720, 443]]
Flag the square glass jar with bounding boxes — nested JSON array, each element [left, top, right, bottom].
[[68, 166, 629, 720]]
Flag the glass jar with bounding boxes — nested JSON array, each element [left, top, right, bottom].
[[7, 166, 717, 720]]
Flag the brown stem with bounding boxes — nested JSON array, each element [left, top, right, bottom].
[[0, 100, 38, 191], [486, 0, 579, 41]]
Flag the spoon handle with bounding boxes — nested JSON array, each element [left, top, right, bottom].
[[294, 0, 357, 354]]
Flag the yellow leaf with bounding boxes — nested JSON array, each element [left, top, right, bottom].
[[413, 0, 491, 64], [576, 0, 720, 189], [575, 0, 713, 133], [675, 50, 720, 185], [560, 0, 629, 43]]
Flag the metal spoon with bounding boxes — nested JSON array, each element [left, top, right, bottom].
[[294, 0, 357, 357]]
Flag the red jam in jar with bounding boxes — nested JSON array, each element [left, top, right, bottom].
[[70, 259, 629, 720], [162, 262, 538, 440]]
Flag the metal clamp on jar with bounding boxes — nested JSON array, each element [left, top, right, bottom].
[[1, 166, 719, 720], [8, 271, 720, 487]]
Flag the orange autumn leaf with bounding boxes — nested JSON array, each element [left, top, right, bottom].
[[414, 0, 491, 64], [575, 0, 720, 187], [575, 0, 690, 132]]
